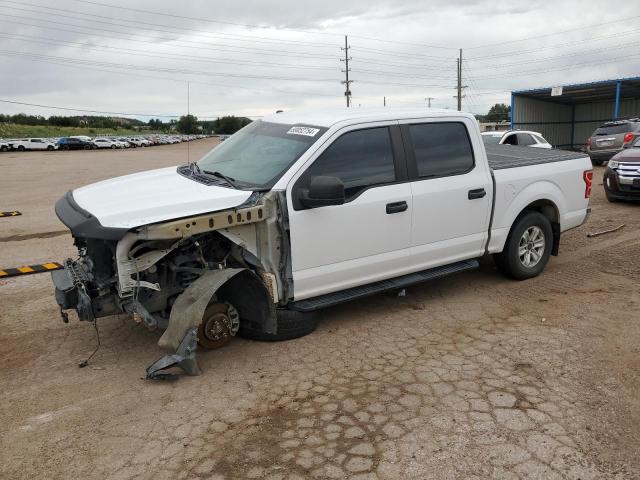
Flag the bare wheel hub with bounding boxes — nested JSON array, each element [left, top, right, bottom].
[[197, 302, 240, 350]]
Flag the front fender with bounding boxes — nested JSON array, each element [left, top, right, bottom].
[[158, 269, 244, 350]]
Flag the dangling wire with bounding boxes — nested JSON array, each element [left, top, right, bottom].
[[78, 319, 101, 368]]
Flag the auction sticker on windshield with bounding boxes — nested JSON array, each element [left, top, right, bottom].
[[287, 126, 320, 137]]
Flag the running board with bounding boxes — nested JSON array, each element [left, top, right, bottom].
[[289, 259, 479, 312]]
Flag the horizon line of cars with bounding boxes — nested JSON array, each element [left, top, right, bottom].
[[0, 134, 211, 152]]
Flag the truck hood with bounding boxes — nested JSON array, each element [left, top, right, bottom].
[[72, 166, 253, 229]]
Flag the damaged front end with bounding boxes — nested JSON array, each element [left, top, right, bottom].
[[52, 190, 288, 379]]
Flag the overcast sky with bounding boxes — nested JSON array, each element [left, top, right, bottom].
[[0, 0, 638, 120]]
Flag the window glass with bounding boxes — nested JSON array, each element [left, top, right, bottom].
[[300, 127, 396, 201], [532, 134, 546, 144], [482, 134, 502, 145], [409, 123, 474, 177], [595, 124, 632, 135], [197, 120, 325, 188], [517, 133, 536, 146], [503, 134, 518, 145]]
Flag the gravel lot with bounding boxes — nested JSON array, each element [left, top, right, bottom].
[[1, 142, 639, 479]]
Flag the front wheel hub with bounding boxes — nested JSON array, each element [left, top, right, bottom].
[[197, 302, 240, 350]]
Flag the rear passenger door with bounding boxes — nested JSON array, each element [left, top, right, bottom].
[[399, 119, 493, 271], [287, 123, 413, 300]]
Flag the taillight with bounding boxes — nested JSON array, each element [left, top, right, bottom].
[[586, 137, 592, 147], [623, 132, 634, 144], [583, 170, 593, 198]]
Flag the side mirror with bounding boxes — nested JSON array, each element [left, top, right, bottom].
[[299, 176, 345, 208]]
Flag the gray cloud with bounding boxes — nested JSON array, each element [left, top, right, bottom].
[[0, 0, 637, 119]]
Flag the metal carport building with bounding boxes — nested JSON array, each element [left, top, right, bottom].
[[510, 76, 640, 150]]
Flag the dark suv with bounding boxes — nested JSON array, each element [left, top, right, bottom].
[[57, 137, 96, 150], [587, 119, 640, 166], [603, 137, 640, 202]]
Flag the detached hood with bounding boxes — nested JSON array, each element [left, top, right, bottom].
[[72, 166, 253, 229]]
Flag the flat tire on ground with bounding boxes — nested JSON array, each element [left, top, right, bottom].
[[238, 308, 319, 342]]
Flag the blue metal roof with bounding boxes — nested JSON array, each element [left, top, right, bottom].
[[512, 76, 640, 95]]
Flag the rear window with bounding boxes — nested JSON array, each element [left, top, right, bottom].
[[594, 123, 637, 135], [409, 122, 475, 178]]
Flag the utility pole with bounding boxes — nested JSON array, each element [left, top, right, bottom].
[[425, 97, 434, 108], [455, 49, 467, 111], [383, 96, 386, 107], [340, 35, 352, 107]]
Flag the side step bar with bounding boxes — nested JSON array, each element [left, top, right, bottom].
[[289, 259, 479, 312]]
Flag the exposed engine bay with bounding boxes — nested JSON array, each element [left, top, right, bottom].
[[52, 190, 289, 378]]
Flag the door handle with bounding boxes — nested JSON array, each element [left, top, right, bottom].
[[468, 188, 486, 200], [386, 201, 408, 214]]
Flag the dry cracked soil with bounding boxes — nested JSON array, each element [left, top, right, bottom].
[[1, 140, 639, 479]]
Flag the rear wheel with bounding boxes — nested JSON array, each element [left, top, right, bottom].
[[0, 145, 7, 152], [47, 145, 54, 151], [111, 145, 117, 149], [239, 308, 319, 342], [494, 211, 553, 280], [17, 145, 25, 151], [83, 145, 90, 150]]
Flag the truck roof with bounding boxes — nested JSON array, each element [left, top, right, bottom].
[[262, 107, 476, 128]]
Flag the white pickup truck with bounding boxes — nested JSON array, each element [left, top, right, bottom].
[[52, 108, 592, 378]]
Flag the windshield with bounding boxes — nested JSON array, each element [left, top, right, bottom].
[[482, 134, 502, 145], [196, 120, 326, 189]]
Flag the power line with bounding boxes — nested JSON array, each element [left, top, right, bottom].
[[0, 49, 341, 83], [66, 0, 344, 38], [470, 53, 640, 80], [1, 49, 341, 99], [349, 34, 458, 50], [467, 27, 640, 61], [351, 45, 453, 61], [465, 14, 640, 50], [0, 14, 341, 60], [0, 2, 340, 51], [0, 32, 337, 72], [0, 0, 340, 48], [0, 98, 265, 119], [0, 98, 179, 117], [466, 39, 640, 71]]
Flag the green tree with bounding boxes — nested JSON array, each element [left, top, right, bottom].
[[486, 103, 511, 122], [176, 114, 199, 134]]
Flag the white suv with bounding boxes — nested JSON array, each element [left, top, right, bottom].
[[482, 130, 552, 149]]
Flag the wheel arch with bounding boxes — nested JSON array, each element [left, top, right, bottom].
[[491, 180, 566, 256], [516, 199, 561, 255]]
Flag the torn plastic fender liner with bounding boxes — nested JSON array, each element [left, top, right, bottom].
[[159, 268, 244, 350]]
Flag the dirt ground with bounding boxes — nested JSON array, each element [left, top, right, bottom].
[[0, 142, 639, 480]]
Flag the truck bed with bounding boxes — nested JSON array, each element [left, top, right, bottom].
[[486, 144, 588, 170]]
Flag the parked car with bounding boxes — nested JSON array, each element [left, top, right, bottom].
[[116, 138, 132, 148], [481, 130, 552, 148], [57, 137, 96, 150], [52, 108, 592, 378], [93, 138, 119, 149], [603, 137, 640, 202], [9, 138, 58, 151], [0, 139, 9, 152], [586, 118, 640, 166], [127, 137, 144, 147]]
